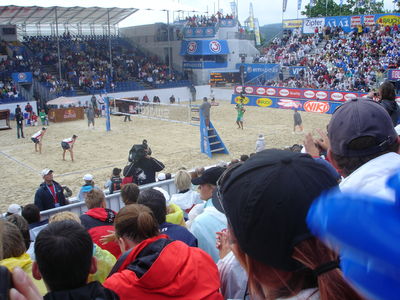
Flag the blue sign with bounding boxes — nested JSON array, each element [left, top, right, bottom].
[[12, 72, 32, 84], [289, 66, 306, 77], [183, 27, 216, 38], [183, 61, 203, 69], [219, 19, 237, 27], [183, 61, 228, 69], [236, 63, 280, 81], [325, 16, 351, 32], [180, 40, 229, 55]]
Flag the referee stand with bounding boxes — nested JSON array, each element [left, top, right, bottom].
[[200, 113, 229, 158]]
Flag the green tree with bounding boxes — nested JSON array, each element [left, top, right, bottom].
[[302, 0, 384, 18]]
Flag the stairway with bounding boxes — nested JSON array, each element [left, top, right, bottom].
[[200, 114, 229, 158]]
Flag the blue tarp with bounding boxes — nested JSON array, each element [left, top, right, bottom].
[[180, 40, 229, 55]]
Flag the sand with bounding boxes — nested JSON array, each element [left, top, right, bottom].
[[0, 101, 331, 212]]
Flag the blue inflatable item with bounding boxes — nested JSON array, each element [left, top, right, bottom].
[[307, 171, 400, 300]]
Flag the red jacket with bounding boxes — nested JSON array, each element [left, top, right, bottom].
[[80, 208, 121, 258], [104, 235, 223, 300]]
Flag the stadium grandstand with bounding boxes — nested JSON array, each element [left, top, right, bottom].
[[1, 2, 400, 298]]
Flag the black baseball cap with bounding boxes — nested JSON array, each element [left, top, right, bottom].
[[191, 166, 225, 186], [328, 98, 398, 157], [220, 149, 338, 271]]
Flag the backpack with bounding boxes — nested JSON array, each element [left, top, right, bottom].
[[123, 162, 145, 185], [128, 144, 147, 163], [110, 176, 123, 194]]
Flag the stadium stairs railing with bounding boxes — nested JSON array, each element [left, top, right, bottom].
[[39, 178, 178, 220]]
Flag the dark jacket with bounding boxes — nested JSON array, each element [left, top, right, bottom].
[[34, 180, 67, 211], [160, 222, 198, 247], [380, 99, 399, 126], [135, 157, 165, 185], [80, 208, 121, 258], [44, 281, 119, 300]]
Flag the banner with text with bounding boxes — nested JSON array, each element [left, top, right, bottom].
[[233, 85, 365, 102]]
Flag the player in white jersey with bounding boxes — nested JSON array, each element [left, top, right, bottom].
[[61, 134, 77, 161], [31, 127, 47, 154]]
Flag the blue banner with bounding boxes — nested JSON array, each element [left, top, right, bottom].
[[219, 19, 237, 27], [12, 72, 32, 84], [183, 27, 216, 38], [230, 94, 342, 114], [289, 66, 306, 78], [183, 61, 228, 69], [236, 63, 280, 81], [325, 16, 351, 32], [180, 40, 230, 55]]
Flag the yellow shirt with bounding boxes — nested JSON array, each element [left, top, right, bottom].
[[0, 253, 47, 296]]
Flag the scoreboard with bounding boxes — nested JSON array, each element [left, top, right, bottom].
[[210, 72, 241, 86]]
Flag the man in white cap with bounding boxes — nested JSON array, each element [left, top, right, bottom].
[[34, 169, 67, 211], [5, 204, 22, 217]]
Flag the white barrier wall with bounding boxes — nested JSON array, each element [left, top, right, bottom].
[[73, 86, 233, 105], [0, 101, 38, 116]]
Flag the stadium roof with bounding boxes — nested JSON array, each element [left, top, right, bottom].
[[0, 6, 139, 26]]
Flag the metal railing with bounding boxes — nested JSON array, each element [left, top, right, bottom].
[[39, 178, 178, 220]]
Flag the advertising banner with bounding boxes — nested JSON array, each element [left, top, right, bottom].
[[183, 27, 216, 38], [351, 16, 362, 27], [180, 40, 229, 55], [303, 18, 325, 34], [11, 72, 32, 84], [230, 94, 342, 114], [325, 16, 351, 32], [364, 15, 375, 26], [289, 66, 306, 77], [283, 19, 303, 28], [236, 64, 280, 81], [233, 85, 362, 102], [219, 19, 237, 27]]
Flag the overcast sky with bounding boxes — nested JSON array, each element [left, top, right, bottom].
[[3, 0, 398, 27]]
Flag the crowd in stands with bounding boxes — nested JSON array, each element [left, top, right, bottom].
[[185, 13, 234, 28], [256, 23, 400, 92], [2, 82, 400, 299]]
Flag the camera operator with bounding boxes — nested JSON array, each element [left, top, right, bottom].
[[135, 151, 165, 185]]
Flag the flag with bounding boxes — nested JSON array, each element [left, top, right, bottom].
[[298, 0, 302, 10], [283, 0, 288, 12], [340, 0, 343, 7], [310, 0, 315, 8]]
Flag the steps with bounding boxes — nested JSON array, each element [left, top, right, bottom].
[[200, 118, 229, 158]]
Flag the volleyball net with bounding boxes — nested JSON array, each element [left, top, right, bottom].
[[111, 98, 199, 126]]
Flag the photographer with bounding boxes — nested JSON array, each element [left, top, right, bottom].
[[127, 142, 164, 185]]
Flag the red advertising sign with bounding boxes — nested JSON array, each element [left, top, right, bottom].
[[255, 87, 266, 95], [235, 86, 243, 93], [304, 101, 330, 113], [266, 87, 277, 96], [351, 16, 362, 27], [364, 15, 375, 26]]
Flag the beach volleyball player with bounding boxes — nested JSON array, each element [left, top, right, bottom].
[[61, 135, 78, 161]]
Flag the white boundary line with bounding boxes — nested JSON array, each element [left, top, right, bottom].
[[0, 150, 40, 174]]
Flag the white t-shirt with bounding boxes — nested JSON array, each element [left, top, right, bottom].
[[31, 130, 43, 140], [62, 137, 74, 144]]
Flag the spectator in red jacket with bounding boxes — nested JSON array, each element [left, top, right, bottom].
[[103, 204, 223, 300], [80, 189, 121, 258]]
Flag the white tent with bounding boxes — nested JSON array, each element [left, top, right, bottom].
[[46, 96, 80, 107]]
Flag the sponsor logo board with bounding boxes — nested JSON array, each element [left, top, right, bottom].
[[344, 93, 357, 101], [244, 86, 254, 94], [304, 90, 315, 98], [256, 87, 266, 95], [331, 92, 344, 101], [256, 98, 273, 107], [234, 96, 250, 105], [304, 101, 330, 113], [303, 18, 325, 34], [277, 99, 302, 109], [266, 88, 276, 96], [316, 91, 328, 100]]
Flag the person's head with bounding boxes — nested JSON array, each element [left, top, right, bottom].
[[191, 166, 225, 200], [83, 174, 94, 185], [6, 214, 30, 251], [114, 204, 159, 252], [41, 108, 44, 112], [294, 108, 298, 112], [137, 188, 167, 225], [379, 81, 396, 101], [72, 134, 77, 140], [1, 220, 26, 259], [6, 203, 22, 217], [174, 170, 192, 192], [48, 212, 81, 224], [120, 183, 140, 205], [112, 167, 121, 176], [203, 97, 208, 102], [22, 204, 41, 224], [328, 98, 399, 177], [41, 169, 53, 184], [142, 139, 148, 146], [240, 154, 249, 162], [85, 189, 106, 209], [41, 127, 46, 132], [33, 221, 95, 292], [219, 149, 361, 300]]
